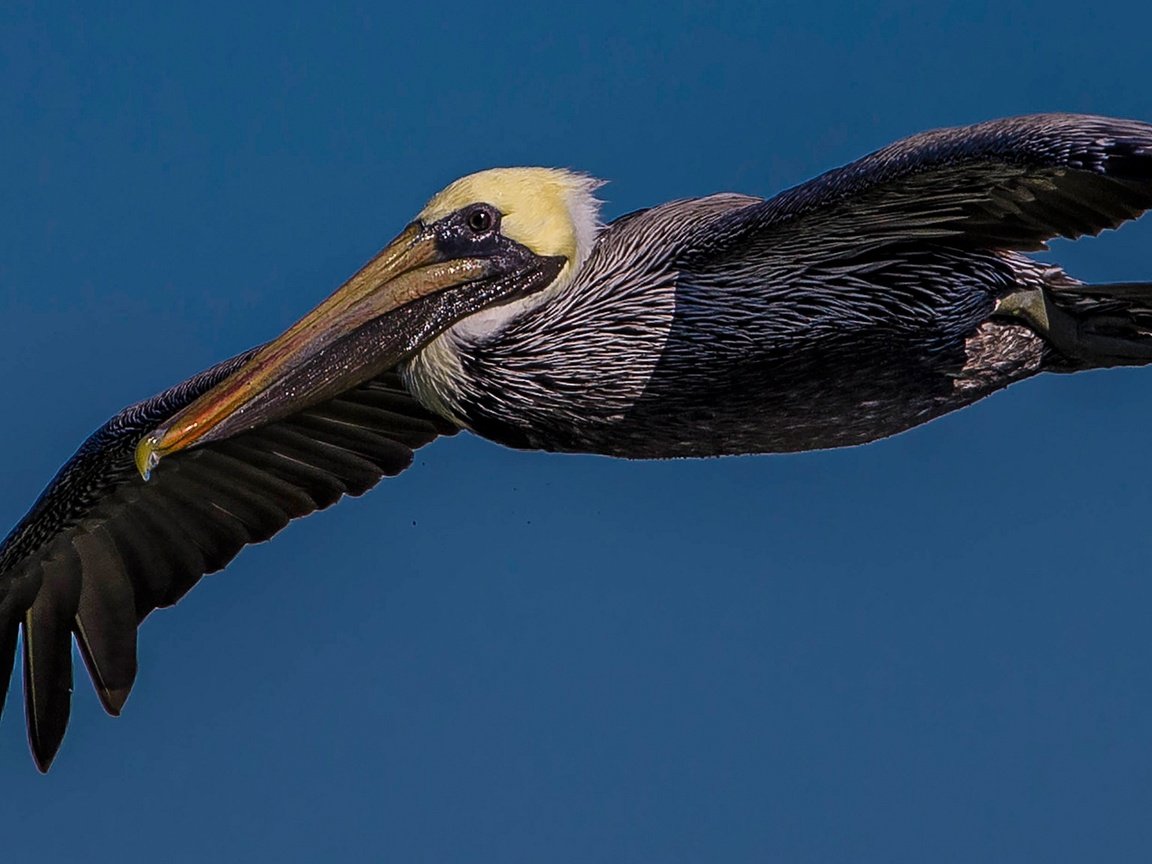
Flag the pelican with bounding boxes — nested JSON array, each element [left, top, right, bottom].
[[3, 113, 1152, 771]]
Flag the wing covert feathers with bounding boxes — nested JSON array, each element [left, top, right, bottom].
[[729, 113, 1152, 254]]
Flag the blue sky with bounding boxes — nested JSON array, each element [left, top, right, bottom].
[[3, 1, 1152, 860]]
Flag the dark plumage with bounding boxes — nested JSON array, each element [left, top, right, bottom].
[[4, 112, 1152, 770]]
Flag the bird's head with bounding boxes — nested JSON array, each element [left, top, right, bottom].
[[133, 167, 600, 476], [418, 167, 602, 291], [399, 168, 605, 420]]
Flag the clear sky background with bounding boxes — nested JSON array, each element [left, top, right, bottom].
[[3, 2, 1152, 861]]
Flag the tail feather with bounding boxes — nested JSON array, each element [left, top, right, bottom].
[[1052, 281, 1152, 366], [1003, 281, 1152, 368]]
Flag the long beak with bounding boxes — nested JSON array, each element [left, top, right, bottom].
[[134, 223, 541, 479]]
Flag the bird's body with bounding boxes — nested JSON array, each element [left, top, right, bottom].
[[412, 193, 1046, 456], [4, 113, 1152, 770]]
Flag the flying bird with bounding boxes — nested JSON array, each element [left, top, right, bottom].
[[3, 113, 1152, 771]]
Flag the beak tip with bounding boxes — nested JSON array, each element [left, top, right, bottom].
[[134, 433, 163, 481]]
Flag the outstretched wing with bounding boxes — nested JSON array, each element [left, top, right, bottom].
[[0, 351, 455, 771], [701, 113, 1152, 256]]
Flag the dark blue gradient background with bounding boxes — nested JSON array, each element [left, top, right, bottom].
[[3, 2, 1152, 860]]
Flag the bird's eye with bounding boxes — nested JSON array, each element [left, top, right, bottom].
[[466, 205, 497, 234]]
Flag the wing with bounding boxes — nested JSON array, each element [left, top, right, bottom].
[[698, 113, 1152, 257], [0, 351, 456, 771]]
